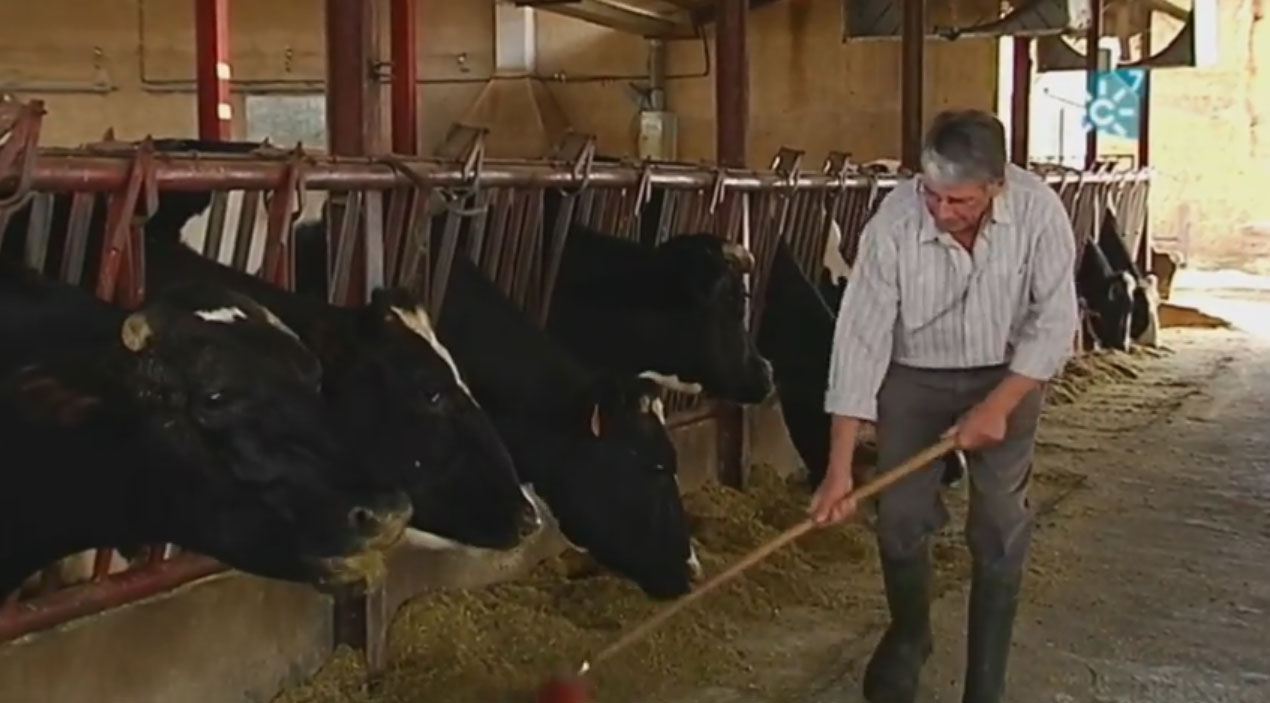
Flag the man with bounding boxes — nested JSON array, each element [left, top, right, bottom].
[[807, 109, 1078, 703]]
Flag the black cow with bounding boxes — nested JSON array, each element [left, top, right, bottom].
[[0, 260, 412, 598], [1, 175, 544, 555], [536, 194, 774, 404], [290, 221, 700, 599]]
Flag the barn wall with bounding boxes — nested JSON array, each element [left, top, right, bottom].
[[536, 0, 1001, 166], [1146, 0, 1270, 273], [2, 0, 998, 166]]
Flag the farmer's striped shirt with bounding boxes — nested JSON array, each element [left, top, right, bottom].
[[824, 163, 1079, 422]]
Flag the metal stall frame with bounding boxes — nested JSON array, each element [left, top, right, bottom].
[[0, 131, 1151, 647]]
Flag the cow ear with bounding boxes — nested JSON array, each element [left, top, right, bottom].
[[120, 311, 156, 352], [589, 403, 602, 437]]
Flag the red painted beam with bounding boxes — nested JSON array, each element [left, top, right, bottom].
[[715, 0, 748, 168], [1085, 0, 1103, 169], [899, 0, 924, 170], [194, 0, 232, 140], [1011, 37, 1033, 167], [390, 0, 419, 155], [325, 0, 378, 156]]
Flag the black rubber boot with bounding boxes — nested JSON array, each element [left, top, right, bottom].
[[962, 565, 1023, 703], [862, 544, 933, 703]]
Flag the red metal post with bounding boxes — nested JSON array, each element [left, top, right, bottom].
[[1010, 37, 1032, 167], [900, 0, 925, 170], [390, 0, 419, 155], [325, 0, 378, 156], [1085, 0, 1103, 169], [714, 0, 748, 489], [715, 0, 748, 168], [195, 0, 232, 140]]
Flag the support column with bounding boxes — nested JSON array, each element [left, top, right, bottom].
[[194, 0, 231, 140], [1084, 0, 1103, 169], [1010, 37, 1033, 167], [714, 0, 748, 489], [390, 0, 418, 155], [715, 0, 748, 168], [325, 0, 378, 155], [900, 0, 925, 170]]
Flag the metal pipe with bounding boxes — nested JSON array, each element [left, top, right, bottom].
[[0, 555, 224, 644], [3, 153, 1147, 195], [194, 0, 232, 140], [714, 0, 748, 168], [648, 38, 668, 112], [390, 0, 419, 155], [1085, 0, 1103, 169], [900, 0, 925, 170], [1010, 37, 1033, 167]]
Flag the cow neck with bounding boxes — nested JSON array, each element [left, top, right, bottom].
[[0, 353, 158, 596]]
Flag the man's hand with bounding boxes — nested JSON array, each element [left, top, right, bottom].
[[947, 400, 1008, 451], [808, 466, 857, 526]]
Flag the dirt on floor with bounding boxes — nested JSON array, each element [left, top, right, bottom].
[[269, 327, 1248, 703]]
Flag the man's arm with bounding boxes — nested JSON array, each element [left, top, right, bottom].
[[987, 191, 1079, 414]]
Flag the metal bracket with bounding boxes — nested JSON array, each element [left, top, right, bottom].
[[769, 147, 804, 187], [0, 99, 46, 211], [549, 131, 596, 197], [261, 145, 307, 290]]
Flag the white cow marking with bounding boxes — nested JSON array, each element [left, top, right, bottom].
[[822, 219, 852, 284], [638, 370, 704, 396], [398, 483, 548, 554], [1119, 271, 1136, 351], [389, 305, 474, 399], [194, 306, 247, 324], [687, 544, 704, 580], [1136, 274, 1162, 348]]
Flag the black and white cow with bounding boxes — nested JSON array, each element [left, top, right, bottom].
[[1096, 210, 1160, 347], [1, 176, 544, 557], [290, 222, 701, 600], [0, 260, 412, 598], [1077, 229, 1136, 352], [534, 192, 774, 405]]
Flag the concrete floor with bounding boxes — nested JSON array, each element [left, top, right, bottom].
[[672, 294, 1270, 702]]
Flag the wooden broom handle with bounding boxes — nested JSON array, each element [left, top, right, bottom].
[[581, 435, 959, 674]]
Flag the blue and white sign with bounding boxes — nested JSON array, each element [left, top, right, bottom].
[[1082, 68, 1146, 140]]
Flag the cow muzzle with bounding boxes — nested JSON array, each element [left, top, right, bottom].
[[348, 492, 413, 551], [315, 549, 389, 592]]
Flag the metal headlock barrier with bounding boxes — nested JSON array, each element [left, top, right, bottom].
[[0, 99, 1151, 644]]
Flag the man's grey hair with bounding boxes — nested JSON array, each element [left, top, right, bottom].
[[919, 109, 1007, 187]]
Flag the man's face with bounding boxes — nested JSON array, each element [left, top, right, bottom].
[[919, 177, 1000, 234]]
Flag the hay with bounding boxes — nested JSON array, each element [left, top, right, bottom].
[[273, 464, 893, 703], [1047, 349, 1153, 406]]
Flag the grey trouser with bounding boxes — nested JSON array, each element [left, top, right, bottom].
[[872, 363, 1044, 574]]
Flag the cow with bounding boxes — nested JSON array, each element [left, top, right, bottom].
[[288, 220, 702, 600], [1, 177, 545, 558], [1076, 232, 1136, 351], [1096, 209, 1161, 346], [0, 260, 412, 599], [535, 193, 775, 404]]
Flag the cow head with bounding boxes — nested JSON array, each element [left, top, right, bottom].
[[311, 287, 542, 554], [117, 285, 412, 591], [538, 374, 699, 600], [1085, 271, 1135, 351], [642, 234, 774, 404]]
